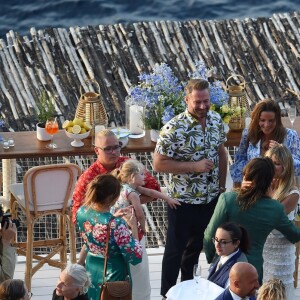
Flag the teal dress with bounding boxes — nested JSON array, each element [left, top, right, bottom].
[[76, 206, 142, 300], [204, 191, 300, 282]]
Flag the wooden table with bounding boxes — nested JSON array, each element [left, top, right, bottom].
[[0, 130, 156, 159], [0, 130, 156, 202], [0, 117, 298, 158], [0, 117, 298, 202]]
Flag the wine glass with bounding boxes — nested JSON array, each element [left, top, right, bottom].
[[45, 117, 59, 149], [288, 104, 296, 129], [193, 264, 201, 283], [193, 264, 202, 294]]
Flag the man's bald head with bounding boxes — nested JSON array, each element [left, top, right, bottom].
[[229, 262, 259, 297], [94, 129, 120, 170], [230, 262, 257, 281]]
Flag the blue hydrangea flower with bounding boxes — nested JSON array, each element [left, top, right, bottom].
[[128, 63, 184, 130], [189, 61, 229, 107], [128, 60, 229, 129]]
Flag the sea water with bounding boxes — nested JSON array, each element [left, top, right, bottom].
[[0, 0, 299, 39]]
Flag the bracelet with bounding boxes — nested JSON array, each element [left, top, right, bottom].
[[219, 187, 226, 193]]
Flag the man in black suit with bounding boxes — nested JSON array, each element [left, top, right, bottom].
[[215, 262, 259, 300]]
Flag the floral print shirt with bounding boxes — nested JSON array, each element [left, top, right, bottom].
[[230, 128, 300, 183], [72, 157, 160, 222], [155, 110, 226, 204], [76, 207, 142, 265]]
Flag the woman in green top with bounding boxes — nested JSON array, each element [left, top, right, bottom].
[[76, 174, 143, 299], [204, 157, 300, 283]]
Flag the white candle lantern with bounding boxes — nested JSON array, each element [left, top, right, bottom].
[[125, 97, 145, 137]]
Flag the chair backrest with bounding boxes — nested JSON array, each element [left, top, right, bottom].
[[23, 163, 81, 215]]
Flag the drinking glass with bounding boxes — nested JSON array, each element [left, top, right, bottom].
[[288, 104, 296, 128], [193, 264, 201, 283], [193, 264, 202, 294], [45, 118, 59, 149]]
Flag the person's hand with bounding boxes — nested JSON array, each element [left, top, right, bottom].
[[194, 159, 214, 173], [1, 220, 17, 246], [122, 207, 138, 229], [165, 197, 181, 209], [113, 206, 133, 218], [241, 179, 252, 190], [269, 140, 281, 149]]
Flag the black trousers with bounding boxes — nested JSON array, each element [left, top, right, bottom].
[[160, 196, 218, 297]]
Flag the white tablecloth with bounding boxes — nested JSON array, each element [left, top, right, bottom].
[[166, 278, 224, 300]]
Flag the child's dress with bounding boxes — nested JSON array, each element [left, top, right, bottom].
[[112, 183, 151, 300]]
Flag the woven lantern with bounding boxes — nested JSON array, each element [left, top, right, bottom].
[[226, 75, 250, 131], [75, 79, 108, 137]]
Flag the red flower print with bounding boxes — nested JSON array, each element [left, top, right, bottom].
[[93, 223, 108, 243], [83, 221, 93, 233], [134, 242, 143, 258], [114, 223, 131, 246], [89, 243, 104, 255]]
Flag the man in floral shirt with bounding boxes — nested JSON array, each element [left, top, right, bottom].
[[153, 79, 228, 298], [72, 129, 160, 223]]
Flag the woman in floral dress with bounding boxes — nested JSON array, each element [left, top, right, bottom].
[[263, 145, 299, 300], [230, 99, 300, 188], [76, 174, 142, 299]]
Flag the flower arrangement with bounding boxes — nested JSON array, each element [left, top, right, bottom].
[[127, 60, 230, 130], [188, 61, 231, 123], [128, 63, 184, 130]]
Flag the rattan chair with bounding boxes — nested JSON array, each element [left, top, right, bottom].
[[9, 163, 81, 290]]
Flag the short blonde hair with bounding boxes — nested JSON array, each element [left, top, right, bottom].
[[95, 129, 116, 139], [257, 279, 286, 300]]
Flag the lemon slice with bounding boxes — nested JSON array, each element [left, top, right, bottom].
[[72, 124, 81, 134], [62, 120, 70, 129]]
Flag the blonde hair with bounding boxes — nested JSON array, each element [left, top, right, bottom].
[[112, 159, 145, 184], [94, 129, 117, 145], [265, 145, 296, 202], [257, 279, 286, 300]]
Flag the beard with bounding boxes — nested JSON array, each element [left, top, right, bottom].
[[191, 108, 209, 119]]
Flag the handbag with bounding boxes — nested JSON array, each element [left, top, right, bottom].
[[100, 218, 132, 300]]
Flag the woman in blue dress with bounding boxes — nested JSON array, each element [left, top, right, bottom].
[[76, 174, 142, 299], [230, 99, 300, 187]]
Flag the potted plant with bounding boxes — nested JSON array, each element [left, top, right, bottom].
[[35, 90, 56, 141]]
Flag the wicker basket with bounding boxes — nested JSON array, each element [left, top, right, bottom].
[[226, 75, 250, 132], [75, 79, 108, 136]]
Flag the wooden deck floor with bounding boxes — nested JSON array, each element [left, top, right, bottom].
[[13, 170, 300, 299], [13, 249, 300, 300]]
